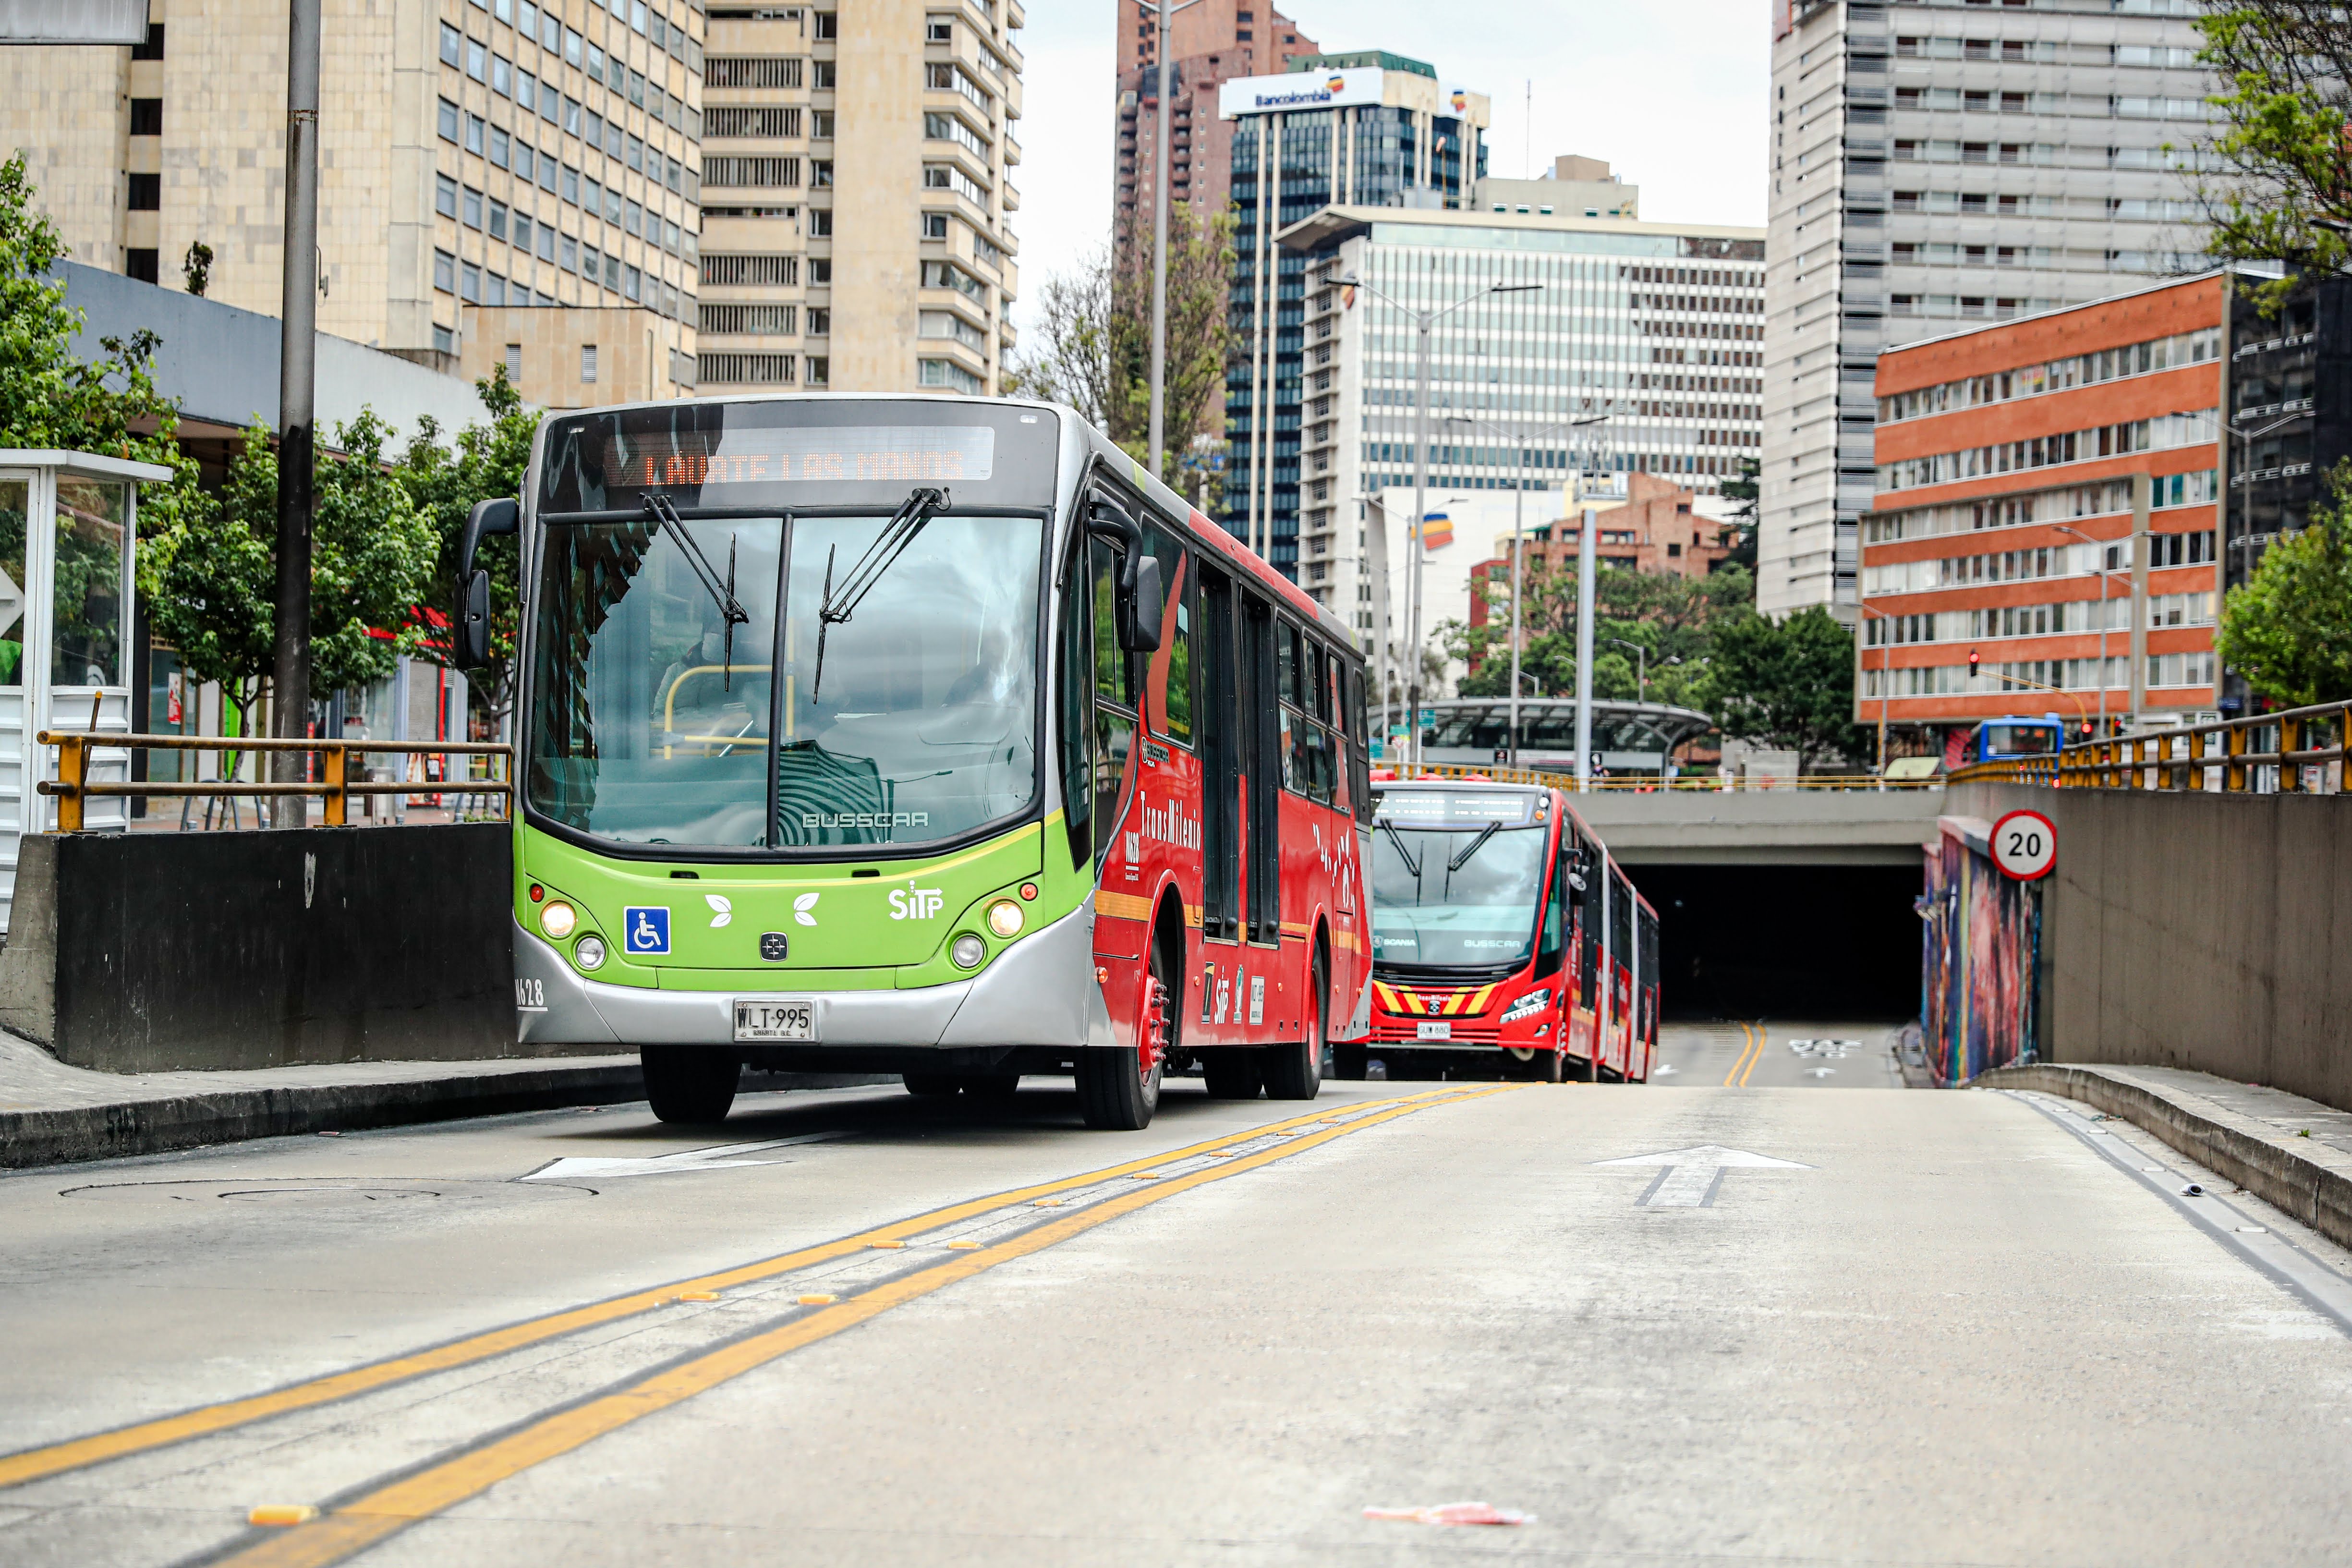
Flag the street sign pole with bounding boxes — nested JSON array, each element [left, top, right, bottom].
[[269, 0, 322, 827]]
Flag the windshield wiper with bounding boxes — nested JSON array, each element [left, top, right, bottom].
[[811, 486, 950, 700], [1446, 821, 1501, 875], [643, 495, 750, 691], [1377, 819, 1422, 880]]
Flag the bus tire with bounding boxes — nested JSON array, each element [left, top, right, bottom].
[[643, 1047, 740, 1124], [1263, 950, 1327, 1101], [902, 1073, 962, 1097], [1201, 1050, 1262, 1099], [1079, 957, 1168, 1130]]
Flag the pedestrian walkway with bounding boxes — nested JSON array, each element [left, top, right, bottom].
[[0, 1033, 642, 1169]]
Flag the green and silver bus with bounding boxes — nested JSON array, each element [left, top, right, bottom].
[[463, 394, 1376, 1130]]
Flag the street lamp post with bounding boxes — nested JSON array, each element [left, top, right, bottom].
[[1609, 638, 1649, 704], [1147, 0, 1205, 479], [2051, 524, 2116, 740], [1339, 272, 1542, 771], [1444, 411, 1607, 769]]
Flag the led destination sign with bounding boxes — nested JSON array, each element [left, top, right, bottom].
[[603, 425, 996, 490]]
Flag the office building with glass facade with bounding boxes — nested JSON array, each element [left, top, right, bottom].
[[1270, 206, 1765, 657], [1221, 53, 1489, 577]]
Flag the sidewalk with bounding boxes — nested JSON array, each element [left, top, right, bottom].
[[1987, 1061, 2352, 1254], [0, 1034, 644, 1169]]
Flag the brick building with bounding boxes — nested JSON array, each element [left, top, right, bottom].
[[1113, 0, 1317, 245], [1861, 273, 2225, 750], [1467, 473, 1741, 642]]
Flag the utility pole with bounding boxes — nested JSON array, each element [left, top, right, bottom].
[[270, 0, 321, 828], [1575, 502, 1598, 792], [1148, 0, 1201, 479]]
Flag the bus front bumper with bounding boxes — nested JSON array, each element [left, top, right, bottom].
[[512, 905, 1116, 1051]]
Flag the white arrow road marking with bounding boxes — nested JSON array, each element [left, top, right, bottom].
[[521, 1131, 851, 1183], [1652, 1064, 1679, 1077], [1593, 1144, 1813, 1207]]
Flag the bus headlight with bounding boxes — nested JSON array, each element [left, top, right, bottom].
[[575, 935, 607, 971], [985, 899, 1023, 939], [951, 934, 987, 970], [541, 900, 577, 940]]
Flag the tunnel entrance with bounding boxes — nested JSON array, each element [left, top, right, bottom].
[[1623, 863, 1922, 1023]]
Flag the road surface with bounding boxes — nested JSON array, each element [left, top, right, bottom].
[[2, 1070, 2348, 1565]]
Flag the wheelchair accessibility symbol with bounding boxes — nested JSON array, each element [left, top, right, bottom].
[[622, 906, 671, 955]]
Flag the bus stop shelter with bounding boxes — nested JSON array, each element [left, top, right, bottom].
[[0, 450, 173, 932]]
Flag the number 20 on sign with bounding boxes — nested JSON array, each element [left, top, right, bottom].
[[1991, 809, 2057, 881]]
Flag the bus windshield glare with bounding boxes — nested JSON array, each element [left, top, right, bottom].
[[1370, 790, 1546, 970]]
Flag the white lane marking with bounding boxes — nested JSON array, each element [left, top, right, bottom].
[[1653, 1064, 1679, 1077], [1594, 1144, 1813, 1207], [521, 1131, 852, 1182], [2008, 1092, 2352, 1339]]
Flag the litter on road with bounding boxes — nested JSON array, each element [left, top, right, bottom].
[[1365, 1501, 1532, 1527]]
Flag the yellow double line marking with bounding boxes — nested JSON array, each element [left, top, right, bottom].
[[0, 1087, 1484, 1497], [1722, 1022, 1766, 1088], [213, 1085, 1519, 1568]]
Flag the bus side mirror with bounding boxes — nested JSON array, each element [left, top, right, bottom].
[[1119, 554, 1163, 654], [456, 497, 518, 669], [459, 570, 492, 668]]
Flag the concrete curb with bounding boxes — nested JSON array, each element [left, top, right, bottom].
[[1987, 1063, 2352, 1254], [0, 1061, 653, 1170]]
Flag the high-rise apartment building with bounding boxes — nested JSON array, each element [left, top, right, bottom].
[[697, 0, 1024, 398], [2, 0, 707, 409], [1114, 0, 1316, 243], [1762, 0, 2215, 621], [1224, 54, 1491, 579], [1272, 203, 1765, 646]]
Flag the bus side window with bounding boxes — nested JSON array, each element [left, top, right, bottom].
[[1056, 537, 1093, 870], [1344, 662, 1373, 826], [1142, 520, 1192, 746], [1089, 538, 1136, 861], [1537, 834, 1570, 973]]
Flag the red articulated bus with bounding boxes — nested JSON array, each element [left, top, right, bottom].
[[1067, 427, 1375, 1127], [1343, 779, 1657, 1083]]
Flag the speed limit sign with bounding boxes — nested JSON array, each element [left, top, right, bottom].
[[1990, 809, 2057, 881]]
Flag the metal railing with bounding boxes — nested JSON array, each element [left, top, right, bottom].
[[38, 733, 515, 831], [1381, 762, 1942, 792], [1949, 699, 2350, 793]]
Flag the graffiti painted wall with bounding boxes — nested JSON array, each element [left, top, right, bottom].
[[1920, 819, 2038, 1086]]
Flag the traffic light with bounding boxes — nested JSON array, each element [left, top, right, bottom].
[[1967, 648, 1980, 678]]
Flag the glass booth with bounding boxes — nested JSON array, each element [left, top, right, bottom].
[[0, 450, 172, 932]]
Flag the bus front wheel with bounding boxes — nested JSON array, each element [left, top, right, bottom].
[[1079, 962, 1167, 1130], [642, 1047, 740, 1124]]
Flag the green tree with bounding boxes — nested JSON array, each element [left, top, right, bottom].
[[393, 366, 537, 725], [1006, 205, 1238, 502], [0, 153, 197, 583], [1445, 560, 1754, 708], [148, 428, 276, 733], [2192, 6, 2352, 303], [1719, 457, 1760, 572], [2215, 466, 2352, 705], [150, 414, 438, 719], [1707, 606, 1869, 773]]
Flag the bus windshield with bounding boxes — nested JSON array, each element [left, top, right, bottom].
[[527, 510, 1043, 851], [1369, 791, 1548, 970]]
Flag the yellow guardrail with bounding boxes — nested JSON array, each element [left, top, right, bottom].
[[1378, 762, 1941, 792], [1949, 698, 2351, 793], [37, 732, 515, 830]]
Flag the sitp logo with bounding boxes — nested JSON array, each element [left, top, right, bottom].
[[888, 887, 946, 920]]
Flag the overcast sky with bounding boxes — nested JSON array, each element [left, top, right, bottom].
[[1010, 0, 1769, 340]]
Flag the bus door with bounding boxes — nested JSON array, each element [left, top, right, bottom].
[[1241, 593, 1281, 948], [1574, 836, 1600, 1063], [1198, 566, 1240, 944]]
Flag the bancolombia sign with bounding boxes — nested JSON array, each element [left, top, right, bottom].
[[1219, 66, 1385, 118]]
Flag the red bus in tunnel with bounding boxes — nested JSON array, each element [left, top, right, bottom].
[[1346, 780, 1657, 1083]]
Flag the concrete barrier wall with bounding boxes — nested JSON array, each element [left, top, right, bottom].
[[0, 826, 535, 1073], [1947, 782, 2352, 1109]]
